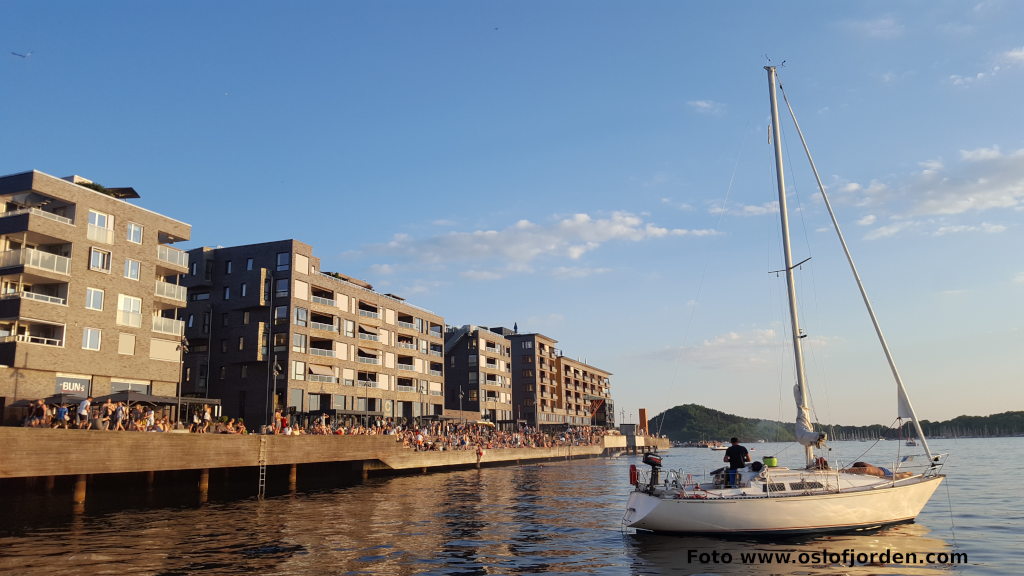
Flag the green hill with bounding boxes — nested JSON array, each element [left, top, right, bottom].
[[648, 404, 1024, 442]]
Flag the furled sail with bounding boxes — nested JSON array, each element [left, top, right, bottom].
[[794, 384, 824, 446]]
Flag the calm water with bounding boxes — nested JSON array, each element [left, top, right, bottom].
[[0, 437, 1019, 575]]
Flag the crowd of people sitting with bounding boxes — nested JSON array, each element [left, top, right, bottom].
[[21, 400, 615, 452]]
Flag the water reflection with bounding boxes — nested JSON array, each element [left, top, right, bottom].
[[627, 521, 957, 576]]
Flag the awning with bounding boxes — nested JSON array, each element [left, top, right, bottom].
[[308, 364, 333, 376]]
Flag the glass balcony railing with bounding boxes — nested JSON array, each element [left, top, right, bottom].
[[308, 348, 335, 357], [87, 224, 114, 244], [156, 245, 189, 269], [0, 248, 71, 275], [0, 207, 73, 226], [152, 316, 184, 336], [154, 280, 186, 301]]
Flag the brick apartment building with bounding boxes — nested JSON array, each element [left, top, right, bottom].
[[443, 325, 514, 428], [506, 332, 614, 429], [180, 239, 446, 428], [0, 170, 191, 422]]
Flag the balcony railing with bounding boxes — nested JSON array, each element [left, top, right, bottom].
[[117, 310, 143, 328], [0, 248, 71, 275], [308, 348, 335, 357], [310, 321, 338, 332], [429, 350, 442, 357], [358, 309, 380, 319], [152, 316, 184, 336], [311, 295, 336, 306], [397, 363, 415, 371], [3, 334, 64, 347], [397, 385, 415, 393], [357, 333, 379, 341], [397, 342, 416, 350], [357, 356, 381, 365], [0, 207, 73, 226], [87, 224, 114, 244], [0, 291, 67, 305], [155, 280, 187, 302], [397, 320, 415, 329], [307, 374, 338, 384], [429, 369, 442, 376], [156, 244, 189, 269], [357, 380, 378, 387]]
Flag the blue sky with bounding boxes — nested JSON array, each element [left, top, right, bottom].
[[4, 1, 1022, 426]]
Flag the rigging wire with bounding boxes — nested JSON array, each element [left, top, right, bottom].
[[659, 121, 754, 439]]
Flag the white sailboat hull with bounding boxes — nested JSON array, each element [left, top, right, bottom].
[[624, 474, 943, 535]]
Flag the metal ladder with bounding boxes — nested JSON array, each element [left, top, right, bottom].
[[257, 435, 268, 499]]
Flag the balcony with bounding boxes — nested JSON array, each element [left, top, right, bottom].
[[2, 333, 64, 347], [0, 207, 74, 226], [309, 348, 335, 358], [397, 320, 415, 329], [152, 316, 184, 336], [397, 341, 416, 350], [0, 291, 67, 306], [397, 384, 415, 393], [310, 321, 338, 332], [155, 280, 187, 302], [156, 245, 189, 269], [397, 362, 415, 371], [357, 332, 379, 342], [0, 248, 71, 275], [87, 224, 114, 244], [312, 295, 336, 307], [307, 374, 338, 384], [357, 356, 381, 365], [358, 309, 380, 319]]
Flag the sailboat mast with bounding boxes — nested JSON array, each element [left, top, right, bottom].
[[766, 66, 816, 467]]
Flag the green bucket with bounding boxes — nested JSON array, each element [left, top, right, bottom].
[[763, 456, 778, 467]]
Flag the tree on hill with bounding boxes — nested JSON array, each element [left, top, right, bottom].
[[649, 404, 1024, 442]]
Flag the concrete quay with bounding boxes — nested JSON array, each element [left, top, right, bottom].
[[0, 428, 667, 504]]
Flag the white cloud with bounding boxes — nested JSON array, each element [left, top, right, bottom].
[[864, 220, 916, 240], [688, 100, 726, 115], [1013, 272, 1024, 285], [358, 211, 716, 280], [664, 328, 794, 370], [1002, 47, 1024, 65], [857, 215, 876, 226], [369, 263, 395, 275], [846, 17, 904, 39], [709, 201, 778, 216], [551, 266, 611, 279], [919, 159, 944, 177], [960, 146, 1001, 161], [933, 222, 1007, 236]]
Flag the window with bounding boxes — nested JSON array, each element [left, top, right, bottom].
[[522, 341, 533, 349], [116, 295, 142, 327], [85, 287, 104, 311], [225, 260, 233, 274], [294, 307, 308, 327], [276, 252, 290, 271], [190, 262, 198, 276], [292, 333, 306, 353], [238, 336, 245, 351], [273, 305, 288, 323], [293, 360, 305, 381], [82, 327, 101, 351], [126, 222, 143, 244], [124, 258, 141, 280], [246, 257, 254, 271], [275, 278, 289, 297], [89, 248, 111, 272], [220, 339, 228, 353], [219, 365, 226, 380], [187, 314, 194, 328], [222, 312, 229, 327], [240, 282, 247, 297], [87, 210, 114, 243], [223, 286, 231, 300], [243, 311, 250, 325], [241, 365, 248, 378]]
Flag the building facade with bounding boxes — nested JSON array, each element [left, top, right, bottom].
[[181, 240, 446, 428], [507, 332, 613, 429], [0, 170, 191, 422], [443, 325, 513, 427]]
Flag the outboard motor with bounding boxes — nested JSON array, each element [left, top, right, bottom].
[[642, 452, 662, 491]]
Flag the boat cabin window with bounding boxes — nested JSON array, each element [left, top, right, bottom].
[[762, 483, 786, 493], [789, 481, 825, 491]]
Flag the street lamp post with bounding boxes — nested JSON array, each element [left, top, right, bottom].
[[176, 336, 189, 428]]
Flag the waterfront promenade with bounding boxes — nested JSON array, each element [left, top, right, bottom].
[[0, 427, 666, 483]]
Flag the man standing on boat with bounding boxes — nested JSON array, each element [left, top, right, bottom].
[[724, 437, 750, 488]]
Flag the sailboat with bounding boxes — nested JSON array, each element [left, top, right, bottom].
[[622, 66, 947, 535]]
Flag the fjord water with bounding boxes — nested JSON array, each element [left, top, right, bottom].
[[0, 437, 1018, 575]]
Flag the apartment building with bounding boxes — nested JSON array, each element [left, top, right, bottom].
[[181, 240, 446, 428], [506, 332, 614, 429], [443, 325, 513, 428], [0, 170, 191, 421]]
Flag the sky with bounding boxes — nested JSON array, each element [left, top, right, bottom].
[[3, 1, 1022, 427]]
